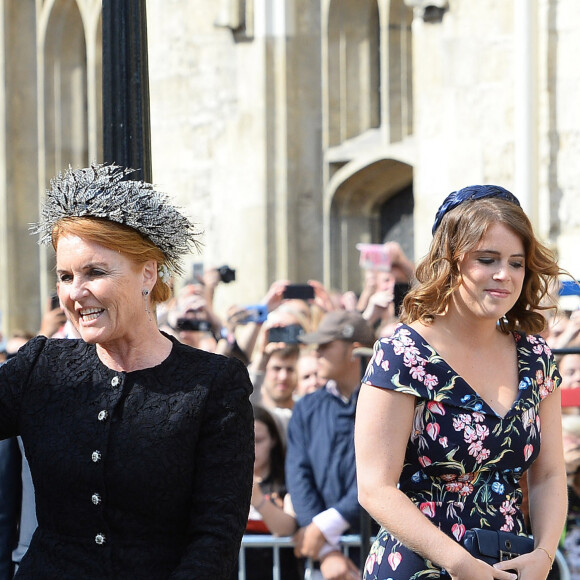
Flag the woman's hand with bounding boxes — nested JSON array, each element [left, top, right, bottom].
[[262, 280, 289, 313], [493, 548, 553, 580], [319, 551, 360, 580], [446, 556, 518, 580]]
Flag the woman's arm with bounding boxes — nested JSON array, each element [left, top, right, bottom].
[[355, 383, 518, 580], [170, 357, 254, 580], [496, 388, 567, 579], [251, 481, 297, 537]]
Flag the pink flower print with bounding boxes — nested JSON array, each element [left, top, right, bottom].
[[475, 424, 489, 441], [472, 412, 485, 423], [476, 448, 490, 463], [500, 498, 516, 516], [463, 425, 478, 443], [410, 365, 426, 381], [381, 360, 390, 371], [392, 341, 406, 356], [468, 440, 483, 458], [452, 523, 466, 541], [365, 553, 377, 575], [544, 376, 555, 393], [424, 374, 439, 389], [453, 414, 471, 430], [501, 515, 515, 532], [535, 369, 544, 386], [388, 551, 402, 571], [403, 348, 419, 367], [418, 456, 432, 467], [527, 335, 538, 344], [374, 349, 384, 367], [426, 422, 440, 441], [524, 444, 534, 461], [439, 436, 449, 448], [533, 344, 544, 355], [397, 329, 413, 345], [427, 401, 445, 415], [420, 502, 436, 517]]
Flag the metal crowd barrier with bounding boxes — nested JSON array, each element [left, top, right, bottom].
[[239, 534, 570, 580], [238, 534, 363, 580]]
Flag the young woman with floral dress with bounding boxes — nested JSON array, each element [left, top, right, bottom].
[[355, 186, 567, 580]]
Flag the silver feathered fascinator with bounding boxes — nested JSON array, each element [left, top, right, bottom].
[[32, 163, 200, 277]]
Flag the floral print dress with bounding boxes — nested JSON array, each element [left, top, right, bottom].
[[361, 324, 560, 579]]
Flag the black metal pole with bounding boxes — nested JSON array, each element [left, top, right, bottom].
[[102, 0, 152, 182]]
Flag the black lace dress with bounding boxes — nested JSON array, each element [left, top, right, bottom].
[[0, 333, 254, 579]]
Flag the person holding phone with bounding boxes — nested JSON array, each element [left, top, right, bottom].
[[355, 186, 566, 580], [0, 164, 254, 579]]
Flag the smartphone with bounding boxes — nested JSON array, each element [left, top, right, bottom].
[[241, 304, 268, 324], [192, 262, 204, 284], [283, 284, 315, 301], [176, 318, 212, 332], [268, 324, 305, 344], [560, 280, 580, 296]]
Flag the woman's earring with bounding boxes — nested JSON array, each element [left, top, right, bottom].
[[142, 289, 152, 322]]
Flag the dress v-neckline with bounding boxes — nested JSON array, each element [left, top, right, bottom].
[[401, 324, 523, 420]]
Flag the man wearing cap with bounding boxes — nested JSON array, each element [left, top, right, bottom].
[[286, 310, 375, 579]]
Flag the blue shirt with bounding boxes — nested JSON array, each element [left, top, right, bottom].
[[285, 385, 360, 530]]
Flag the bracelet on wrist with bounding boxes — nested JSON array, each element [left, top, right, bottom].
[[536, 546, 553, 569]]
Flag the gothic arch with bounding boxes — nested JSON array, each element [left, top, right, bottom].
[[42, 0, 88, 176], [324, 156, 413, 290], [36, 0, 103, 305]]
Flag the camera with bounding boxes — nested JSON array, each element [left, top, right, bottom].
[[241, 304, 268, 325], [268, 324, 305, 344], [282, 284, 315, 301], [176, 318, 212, 332], [218, 265, 236, 284]]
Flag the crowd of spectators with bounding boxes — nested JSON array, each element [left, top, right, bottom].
[[1, 241, 580, 579]]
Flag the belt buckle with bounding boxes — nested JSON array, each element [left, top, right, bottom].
[[499, 549, 518, 561]]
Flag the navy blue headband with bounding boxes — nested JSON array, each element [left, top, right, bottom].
[[432, 185, 521, 235]]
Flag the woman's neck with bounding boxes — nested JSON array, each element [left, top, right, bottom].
[[96, 330, 172, 372]]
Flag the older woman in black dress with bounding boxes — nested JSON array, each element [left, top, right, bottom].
[[0, 164, 254, 579]]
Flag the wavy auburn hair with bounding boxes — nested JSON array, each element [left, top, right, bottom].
[[400, 198, 562, 334]]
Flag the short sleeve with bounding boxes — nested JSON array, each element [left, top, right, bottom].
[[517, 333, 561, 402], [362, 325, 441, 400]]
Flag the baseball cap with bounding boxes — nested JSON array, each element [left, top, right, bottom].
[[299, 310, 375, 347]]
